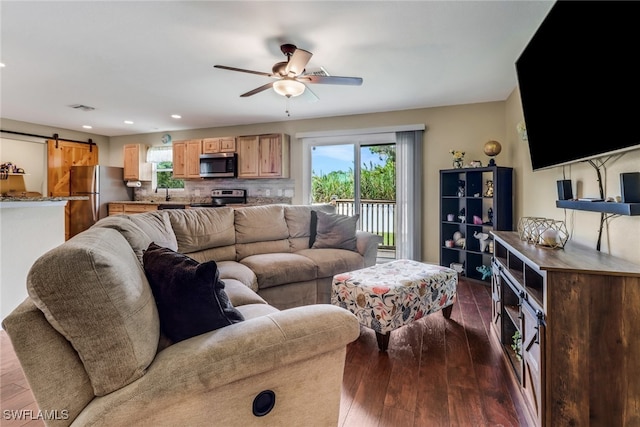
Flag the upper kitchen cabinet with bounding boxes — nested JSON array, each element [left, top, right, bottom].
[[202, 137, 236, 154], [172, 139, 202, 179], [123, 144, 152, 181], [237, 133, 290, 178]]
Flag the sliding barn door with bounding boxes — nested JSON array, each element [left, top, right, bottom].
[[47, 139, 98, 239]]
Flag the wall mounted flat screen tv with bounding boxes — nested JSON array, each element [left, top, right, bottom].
[[516, 1, 640, 171]]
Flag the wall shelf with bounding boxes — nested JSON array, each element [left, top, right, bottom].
[[556, 200, 640, 216]]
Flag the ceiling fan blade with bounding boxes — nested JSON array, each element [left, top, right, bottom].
[[240, 82, 275, 97], [214, 65, 273, 77], [301, 84, 319, 102], [300, 75, 363, 86], [285, 48, 312, 76]]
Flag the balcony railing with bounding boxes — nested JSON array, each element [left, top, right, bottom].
[[334, 199, 396, 249]]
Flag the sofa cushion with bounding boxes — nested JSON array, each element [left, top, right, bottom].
[[217, 260, 259, 292], [295, 248, 365, 278], [166, 207, 235, 253], [223, 279, 267, 307], [26, 227, 159, 396], [235, 205, 289, 244], [236, 239, 291, 260], [312, 210, 360, 251], [143, 243, 244, 344], [240, 253, 318, 289], [91, 215, 152, 263], [127, 211, 178, 251]]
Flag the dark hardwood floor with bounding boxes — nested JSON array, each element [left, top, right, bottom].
[[338, 278, 531, 427], [1, 278, 530, 426]]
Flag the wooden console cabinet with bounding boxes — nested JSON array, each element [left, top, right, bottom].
[[491, 231, 640, 427]]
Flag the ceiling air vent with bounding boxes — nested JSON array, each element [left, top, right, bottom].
[[69, 104, 95, 112], [302, 67, 330, 77]]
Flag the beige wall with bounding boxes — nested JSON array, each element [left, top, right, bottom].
[[5, 95, 639, 265], [109, 102, 507, 263]]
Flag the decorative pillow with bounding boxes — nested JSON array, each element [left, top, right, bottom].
[[311, 210, 359, 251], [142, 243, 244, 343], [309, 210, 319, 247]]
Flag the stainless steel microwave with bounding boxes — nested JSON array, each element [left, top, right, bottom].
[[199, 153, 238, 178]]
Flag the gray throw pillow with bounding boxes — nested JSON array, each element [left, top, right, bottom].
[[311, 210, 359, 251]]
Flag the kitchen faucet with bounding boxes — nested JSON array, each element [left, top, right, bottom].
[[155, 186, 171, 201]]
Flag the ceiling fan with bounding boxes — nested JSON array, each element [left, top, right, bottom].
[[214, 44, 363, 99]]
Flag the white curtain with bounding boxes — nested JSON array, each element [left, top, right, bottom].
[[395, 130, 423, 260], [146, 146, 172, 163]]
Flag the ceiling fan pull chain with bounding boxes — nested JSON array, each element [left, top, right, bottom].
[[285, 96, 291, 117]]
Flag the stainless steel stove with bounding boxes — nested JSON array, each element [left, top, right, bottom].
[[190, 189, 246, 207]]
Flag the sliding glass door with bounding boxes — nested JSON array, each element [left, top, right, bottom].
[[310, 142, 396, 258]]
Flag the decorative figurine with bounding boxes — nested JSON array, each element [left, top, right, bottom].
[[486, 207, 494, 225], [457, 180, 465, 197], [450, 150, 465, 169], [473, 231, 490, 252], [476, 264, 492, 280], [484, 179, 494, 197], [453, 231, 465, 248], [483, 140, 502, 166], [458, 207, 466, 223]]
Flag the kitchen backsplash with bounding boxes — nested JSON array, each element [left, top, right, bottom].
[[133, 178, 295, 205]]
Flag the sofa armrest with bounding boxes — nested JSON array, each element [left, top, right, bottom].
[[356, 230, 383, 266], [73, 305, 360, 426]]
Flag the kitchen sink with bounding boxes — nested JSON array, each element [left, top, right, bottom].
[[157, 204, 186, 210]]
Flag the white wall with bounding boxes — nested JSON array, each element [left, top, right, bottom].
[[0, 137, 47, 194]]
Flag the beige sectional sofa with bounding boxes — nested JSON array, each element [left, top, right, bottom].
[[2, 204, 380, 426]]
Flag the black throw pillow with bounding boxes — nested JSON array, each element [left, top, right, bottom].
[[142, 243, 244, 343], [309, 210, 319, 248]]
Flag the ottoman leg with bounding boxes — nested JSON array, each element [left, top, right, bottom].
[[375, 331, 390, 352], [442, 304, 453, 319]]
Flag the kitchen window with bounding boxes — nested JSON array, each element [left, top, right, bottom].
[[146, 146, 184, 190], [156, 161, 184, 189]]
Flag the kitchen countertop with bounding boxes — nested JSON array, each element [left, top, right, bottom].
[[109, 200, 189, 205], [0, 196, 89, 208]]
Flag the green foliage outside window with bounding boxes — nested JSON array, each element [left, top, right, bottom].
[[156, 161, 184, 189], [312, 146, 396, 203]]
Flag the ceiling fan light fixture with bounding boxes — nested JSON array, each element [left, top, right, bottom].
[[273, 79, 305, 97]]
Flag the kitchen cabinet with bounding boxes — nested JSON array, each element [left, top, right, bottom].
[[202, 137, 236, 154], [491, 231, 640, 427], [237, 133, 290, 178], [123, 144, 152, 181], [172, 139, 202, 179], [108, 203, 157, 215]]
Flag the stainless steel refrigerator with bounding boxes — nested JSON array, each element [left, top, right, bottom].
[[69, 165, 133, 238]]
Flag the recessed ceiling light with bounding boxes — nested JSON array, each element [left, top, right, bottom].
[[82, 125, 92, 129], [0, 63, 6, 68], [171, 114, 182, 119], [124, 120, 134, 124]]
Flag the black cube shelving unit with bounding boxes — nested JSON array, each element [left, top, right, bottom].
[[439, 166, 514, 283]]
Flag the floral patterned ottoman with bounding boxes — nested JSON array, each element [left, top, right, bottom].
[[331, 259, 458, 351]]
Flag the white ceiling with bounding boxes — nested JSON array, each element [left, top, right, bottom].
[[0, 1, 554, 137]]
